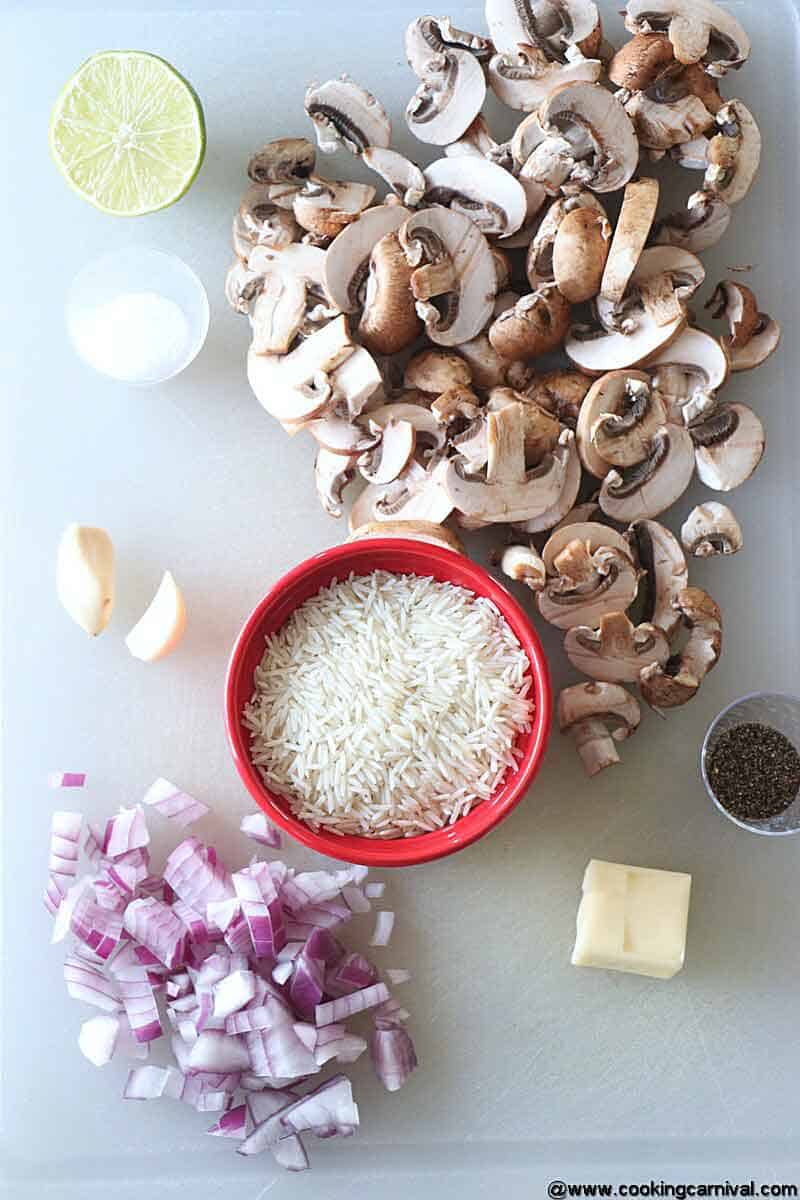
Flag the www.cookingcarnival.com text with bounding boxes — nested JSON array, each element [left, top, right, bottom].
[[546, 1182, 798, 1199]]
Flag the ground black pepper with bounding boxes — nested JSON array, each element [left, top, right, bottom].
[[707, 722, 800, 821]]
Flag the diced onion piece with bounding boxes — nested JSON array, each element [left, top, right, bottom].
[[315, 982, 390, 1027], [207, 1104, 247, 1139], [64, 954, 122, 1012], [103, 806, 150, 858], [83, 824, 106, 864], [369, 911, 395, 947], [213, 969, 256, 1019], [326, 952, 378, 997], [245, 1023, 319, 1080], [142, 777, 209, 828], [48, 811, 83, 878], [48, 771, 86, 789], [164, 838, 233, 911], [370, 1020, 418, 1092], [240, 812, 281, 848], [78, 1013, 122, 1066], [123, 1065, 172, 1099], [172, 898, 209, 943], [281, 1075, 359, 1137], [125, 570, 187, 662], [123, 897, 188, 969], [226, 994, 293, 1035], [232, 864, 286, 958], [71, 889, 124, 959], [342, 885, 371, 913], [272, 961, 293, 986], [187, 1030, 251, 1074], [364, 882, 385, 900], [385, 968, 411, 986]]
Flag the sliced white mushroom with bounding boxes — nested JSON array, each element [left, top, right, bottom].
[[293, 179, 375, 240], [653, 189, 731, 253], [500, 544, 547, 592], [399, 206, 497, 346], [681, 502, 742, 557], [553, 207, 612, 303], [323, 205, 410, 313], [405, 14, 493, 73], [305, 413, 379, 456], [538, 541, 640, 630], [304, 77, 391, 155], [358, 231, 422, 356], [224, 259, 264, 316], [248, 243, 329, 295], [622, 86, 714, 152], [600, 178, 660, 306], [364, 403, 447, 457], [247, 138, 316, 185], [486, 0, 603, 59], [705, 281, 782, 372], [552, 500, 602, 531], [704, 100, 761, 205], [330, 347, 384, 419], [586, 376, 668, 470], [646, 327, 729, 422], [451, 415, 489, 474], [565, 611, 670, 683], [422, 157, 528, 238], [599, 424, 696, 522], [315, 448, 357, 518], [362, 147, 426, 207], [125, 571, 186, 663], [566, 309, 685, 376], [348, 458, 453, 531], [631, 246, 706, 316], [639, 587, 722, 709], [526, 193, 605, 289], [233, 205, 300, 260], [624, 0, 750, 76], [246, 314, 355, 422], [489, 286, 572, 361], [454, 332, 510, 390], [510, 111, 548, 167], [512, 428, 582, 533], [358, 419, 416, 485], [488, 388, 563, 464], [487, 42, 602, 112], [542, 521, 631, 575], [558, 681, 641, 777], [670, 134, 712, 170], [690, 402, 765, 491], [405, 41, 487, 147], [249, 267, 307, 355], [625, 518, 688, 639], [514, 368, 592, 429], [524, 83, 640, 195], [726, 317, 782, 372]]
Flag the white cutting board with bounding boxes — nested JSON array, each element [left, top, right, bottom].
[[2, 1, 800, 1196]]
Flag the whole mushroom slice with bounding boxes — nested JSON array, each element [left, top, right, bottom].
[[362, 147, 426, 208], [358, 231, 422, 356], [488, 386, 562, 463], [233, 202, 300, 258], [348, 520, 465, 554], [443, 402, 573, 524], [404, 349, 473, 396], [538, 541, 640, 630], [725, 316, 782, 373], [542, 521, 630, 575], [315, 448, 357, 518], [324, 204, 410, 313], [553, 207, 612, 303], [305, 77, 391, 156], [357, 418, 416, 485], [652, 189, 731, 253], [489, 286, 572, 362], [584, 375, 668, 471], [559, 682, 642, 777], [608, 32, 675, 90], [405, 45, 486, 147], [630, 246, 706, 322], [514, 368, 592, 429], [405, 14, 493, 72], [247, 313, 355, 422], [248, 243, 329, 295], [305, 413, 380, 456], [487, 42, 602, 112], [526, 83, 640, 195], [704, 101, 761, 206], [500, 544, 547, 592], [422, 157, 528, 239], [565, 611, 670, 683], [624, 0, 750, 76], [249, 266, 307, 355], [681, 502, 743, 558], [364, 403, 447, 458], [293, 179, 376, 240], [225, 259, 265, 315], [512, 429, 582, 533], [639, 587, 722, 709], [248, 138, 316, 185], [645, 327, 729, 422], [691, 402, 765, 492], [625, 518, 687, 639], [399, 207, 497, 347], [621, 82, 715, 152], [599, 424, 696, 522], [526, 193, 606, 290], [600, 178, 660, 307], [486, 0, 603, 59], [348, 458, 453, 532], [705, 281, 782, 372], [566, 309, 685, 376]]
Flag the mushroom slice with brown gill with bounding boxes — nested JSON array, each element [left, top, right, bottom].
[[552, 207, 612, 303], [404, 349, 473, 396], [451, 414, 490, 474], [315, 448, 358, 518], [565, 611, 670, 683], [404, 29, 487, 147], [681, 502, 742, 557], [304, 77, 391, 156], [248, 138, 316, 185], [305, 412, 380, 456], [576, 372, 655, 473], [348, 520, 465, 554], [234, 197, 300, 258], [422, 157, 528, 239], [443, 401, 573, 524], [364, 403, 448, 460], [705, 281, 782, 372], [247, 313, 355, 423], [599, 424, 696, 522], [488, 386, 562, 464], [542, 521, 631, 575], [624, 0, 750, 76], [629, 245, 705, 328], [538, 540, 639, 630], [489, 285, 572, 362], [323, 204, 410, 313], [348, 457, 453, 532], [558, 681, 642, 777], [566, 307, 685, 377], [362, 147, 426, 208], [357, 418, 416, 486], [405, 14, 493, 73], [487, 41, 602, 113], [249, 263, 309, 355], [645, 327, 729, 424], [358, 231, 422, 356], [704, 101, 761, 206], [588, 377, 669, 470], [690, 402, 765, 491], [225, 259, 265, 315], [639, 587, 722, 709], [600, 178, 660, 308], [486, 0, 603, 59], [512, 428, 582, 534], [619, 68, 716, 152], [293, 179, 375, 240], [523, 83, 640, 195], [500, 544, 547, 592], [653, 189, 731, 254], [399, 206, 497, 347], [512, 367, 592, 429], [526, 192, 607, 289], [625, 518, 687, 639]]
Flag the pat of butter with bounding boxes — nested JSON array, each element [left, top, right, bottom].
[[571, 860, 692, 980]]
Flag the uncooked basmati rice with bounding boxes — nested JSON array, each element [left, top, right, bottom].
[[243, 571, 533, 839]]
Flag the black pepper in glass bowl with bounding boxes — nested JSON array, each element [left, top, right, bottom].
[[701, 693, 800, 836]]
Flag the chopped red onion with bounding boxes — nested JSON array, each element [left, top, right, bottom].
[[385, 968, 411, 986], [327, 952, 378, 997], [207, 1104, 247, 1138], [48, 811, 82, 877], [232, 865, 285, 958], [124, 1065, 171, 1100], [289, 947, 325, 1021], [48, 771, 86, 789], [164, 838, 233, 911], [43, 873, 67, 917], [315, 983, 390, 1027], [83, 824, 106, 865], [64, 954, 122, 1012], [225, 994, 292, 1035], [71, 889, 124, 959], [110, 945, 163, 1042], [78, 1013, 122, 1066], [240, 812, 282, 849], [223, 912, 253, 957], [271, 961, 293, 986], [213, 969, 255, 1019], [245, 1023, 318, 1080], [52, 877, 93, 943], [342, 884, 371, 913], [193, 1090, 228, 1112], [272, 1134, 309, 1171], [142, 778, 210, 828], [370, 1020, 418, 1092], [124, 897, 188, 969], [171, 898, 208, 943], [246, 1088, 298, 1126], [364, 882, 385, 900], [369, 911, 395, 948], [187, 1031, 250, 1074], [281, 1075, 359, 1138], [374, 998, 410, 1023], [312, 1024, 367, 1066], [103, 807, 150, 858]]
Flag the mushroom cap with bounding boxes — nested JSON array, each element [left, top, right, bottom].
[[590, 379, 669, 469], [305, 77, 391, 155], [576, 369, 653, 477], [358, 418, 416, 485], [348, 458, 453, 531], [566, 309, 685, 376], [422, 157, 528, 238], [247, 314, 355, 422], [526, 193, 607, 289], [405, 47, 487, 147], [599, 424, 696, 522], [705, 280, 760, 347], [399, 206, 497, 347], [358, 231, 422, 356], [348, 519, 465, 554], [486, 0, 603, 58], [608, 32, 675, 90], [324, 204, 410, 313], [600, 178, 660, 306], [512, 428, 583, 533], [639, 586, 723, 710], [247, 138, 316, 185], [489, 286, 572, 361], [625, 518, 688, 639], [542, 522, 631, 575], [691, 401, 765, 491], [681, 501, 743, 557], [645, 326, 730, 410], [653, 189, 731, 253], [293, 179, 375, 238], [564, 611, 671, 683], [624, 0, 751, 75], [623, 88, 715, 152], [536, 82, 640, 194], [404, 349, 473, 394], [726, 317, 782, 372], [487, 43, 602, 112], [362, 147, 426, 208], [553, 207, 612, 303], [516, 367, 592, 428], [704, 100, 761, 206], [452, 332, 510, 390], [538, 544, 640, 630]]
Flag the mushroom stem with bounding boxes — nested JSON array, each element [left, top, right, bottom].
[[571, 718, 621, 777]]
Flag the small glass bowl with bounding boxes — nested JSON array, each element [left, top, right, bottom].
[[66, 247, 209, 385], [701, 692, 800, 836]]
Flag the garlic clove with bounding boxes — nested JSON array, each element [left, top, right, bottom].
[[56, 523, 115, 636], [125, 571, 186, 662]]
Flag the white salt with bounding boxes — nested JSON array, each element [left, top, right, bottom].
[[71, 290, 192, 383]]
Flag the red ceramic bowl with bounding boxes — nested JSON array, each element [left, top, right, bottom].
[[225, 539, 552, 867]]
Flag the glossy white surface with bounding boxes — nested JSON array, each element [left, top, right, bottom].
[[2, 1, 800, 1195]]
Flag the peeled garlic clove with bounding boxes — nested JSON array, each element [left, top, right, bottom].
[[56, 524, 115, 636], [125, 571, 186, 662]]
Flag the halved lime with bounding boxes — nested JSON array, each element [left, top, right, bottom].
[[49, 50, 206, 216]]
